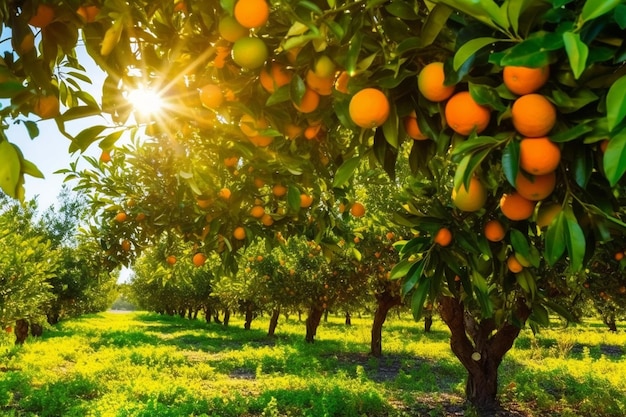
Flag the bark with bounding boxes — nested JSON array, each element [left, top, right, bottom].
[[193, 309, 199, 320], [223, 309, 231, 327], [305, 305, 324, 343], [212, 313, 222, 324], [244, 303, 255, 330], [187, 308, 193, 320], [15, 319, 29, 345], [345, 311, 351, 326], [370, 291, 401, 357], [438, 296, 530, 412], [30, 322, 43, 337], [424, 314, 433, 333], [604, 314, 617, 332], [268, 308, 280, 337], [203, 307, 211, 323], [323, 309, 329, 322], [47, 310, 60, 325]]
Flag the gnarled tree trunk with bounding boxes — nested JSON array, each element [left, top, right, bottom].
[[268, 307, 280, 336], [370, 291, 401, 357], [244, 302, 255, 330], [438, 296, 529, 411], [305, 305, 324, 343], [223, 309, 231, 327], [15, 319, 29, 345]]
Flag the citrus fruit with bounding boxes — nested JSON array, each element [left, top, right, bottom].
[[313, 55, 336, 78], [511, 94, 556, 138], [503, 65, 550, 95], [515, 171, 556, 201], [100, 150, 111, 163], [500, 192, 536, 221], [283, 123, 303, 140], [350, 202, 366, 217], [444, 91, 491, 135], [507, 255, 523, 273], [224, 156, 238, 167], [121, 240, 131, 252], [114, 212, 127, 222], [615, 252, 624, 261], [404, 110, 428, 140], [273, 184, 287, 197], [600, 139, 609, 153], [349, 88, 390, 129], [535, 203, 562, 228], [250, 205, 265, 218], [218, 188, 232, 200], [233, 226, 246, 240], [519, 137, 561, 175], [197, 198, 211, 209], [33, 95, 60, 119], [484, 219, 506, 242], [239, 113, 268, 136], [231, 37, 268, 70], [193, 252, 207, 267], [305, 70, 334, 95], [218, 15, 248, 43], [199, 84, 224, 108], [166, 255, 177, 265], [417, 62, 455, 102], [300, 193, 313, 208], [451, 176, 487, 212], [260, 62, 293, 93], [135, 213, 146, 222], [249, 135, 273, 146], [434, 227, 452, 247], [234, 0, 269, 29], [293, 87, 319, 113], [28, 4, 55, 28], [335, 71, 350, 94], [77, 5, 100, 23], [261, 213, 274, 226]]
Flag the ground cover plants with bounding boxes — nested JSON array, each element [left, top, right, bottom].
[[0, 311, 624, 417]]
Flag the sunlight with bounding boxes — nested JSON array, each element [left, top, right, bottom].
[[125, 87, 164, 117]]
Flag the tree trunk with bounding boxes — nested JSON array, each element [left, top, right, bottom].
[[268, 307, 280, 337], [193, 309, 199, 320], [424, 314, 433, 333], [603, 314, 617, 332], [15, 319, 29, 345], [345, 311, 351, 326], [30, 322, 43, 337], [305, 305, 324, 343], [323, 309, 329, 322], [203, 307, 211, 323], [370, 291, 401, 357], [244, 303, 254, 330], [438, 296, 530, 412], [223, 309, 231, 327], [212, 313, 222, 324], [298, 310, 302, 321], [47, 310, 60, 325]]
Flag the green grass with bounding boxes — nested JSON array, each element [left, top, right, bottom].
[[0, 312, 625, 416]]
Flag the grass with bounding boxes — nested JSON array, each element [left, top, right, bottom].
[[0, 312, 625, 416]]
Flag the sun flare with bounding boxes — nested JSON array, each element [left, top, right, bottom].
[[126, 87, 164, 117]]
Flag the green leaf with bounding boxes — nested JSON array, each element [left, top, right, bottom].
[[419, 4, 453, 47], [0, 81, 27, 98], [563, 207, 585, 271], [402, 260, 426, 295], [606, 75, 626, 132], [390, 258, 417, 280], [499, 33, 562, 67], [550, 122, 593, 143], [510, 229, 530, 259], [266, 85, 291, 106], [287, 185, 301, 212], [23, 120, 39, 139], [382, 104, 399, 149], [562, 31, 589, 79], [345, 32, 362, 75], [469, 82, 506, 112], [472, 271, 494, 318], [62, 105, 102, 121], [435, 0, 508, 31], [385, 0, 419, 19], [580, 0, 623, 25], [70, 125, 107, 153], [529, 303, 550, 327], [0, 141, 21, 198], [603, 128, 626, 186], [544, 211, 566, 265], [21, 159, 44, 179], [501, 140, 520, 187], [453, 37, 501, 71], [332, 156, 361, 188], [410, 277, 430, 320], [99, 130, 124, 150]]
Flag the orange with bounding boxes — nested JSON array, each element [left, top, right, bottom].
[[515, 171, 556, 201], [434, 227, 452, 247], [261, 213, 274, 226], [28, 4, 55, 28], [404, 110, 428, 140], [503, 65, 550, 95], [166, 255, 177, 265], [259, 62, 293, 93], [444, 91, 491, 135], [615, 252, 624, 261], [349, 88, 390, 128], [239, 113, 268, 136], [199, 84, 224, 108], [224, 156, 239, 167], [253, 177, 265, 188], [417, 62, 455, 102], [484, 219, 506, 242], [304, 123, 322, 140], [121, 239, 131, 252], [114, 212, 127, 222], [283, 123, 303, 140], [535, 203, 562, 228], [300, 193, 313, 208], [293, 87, 319, 113], [234, 0, 269, 29], [313, 55, 336, 78], [273, 184, 287, 197], [250, 205, 265, 218], [335, 71, 350, 94], [248, 135, 273, 147], [197, 198, 211, 209], [305, 70, 334, 96], [451, 176, 487, 212], [34, 95, 60, 119], [500, 192, 536, 221], [519, 137, 561, 175], [218, 188, 232, 200], [193, 252, 207, 267], [350, 202, 366, 217], [135, 213, 146, 222], [77, 5, 100, 23], [511, 94, 556, 137], [173, 0, 187, 12], [507, 255, 523, 273], [231, 37, 268, 70], [218, 15, 248, 43], [600, 139, 609, 153], [100, 150, 111, 163], [233, 226, 246, 240]]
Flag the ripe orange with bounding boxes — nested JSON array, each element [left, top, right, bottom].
[[273, 184, 287, 197], [445, 91, 491, 135], [34, 95, 60, 119], [248, 135, 273, 147], [193, 252, 207, 267], [293, 88, 320, 113], [507, 255, 523, 273], [121, 239, 131, 252], [500, 192, 536, 221], [600, 139, 609, 153], [404, 110, 428, 140], [261, 213, 274, 226], [535, 203, 562, 228], [253, 177, 265, 188], [234, 0, 269, 29], [614, 251, 624, 261], [166, 255, 177, 265], [224, 156, 239, 167], [233, 226, 246, 240], [300, 193, 313, 208], [484, 219, 506, 242], [305, 70, 334, 96], [335, 71, 350, 94], [260, 62, 293, 93], [250, 205, 265, 218], [451, 176, 487, 212], [115, 212, 127, 222], [349, 88, 390, 128], [218, 188, 232, 200], [28, 4, 55, 28], [135, 212, 146, 222], [519, 137, 561, 175], [231, 37, 268, 70], [350, 202, 366, 217], [199, 84, 223, 108], [239, 113, 268, 136], [304, 123, 322, 140], [100, 150, 111, 163], [503, 65, 550, 95], [515, 171, 556, 201], [417, 62, 455, 102], [197, 198, 211, 209], [434, 227, 452, 247], [218, 15, 248, 43], [77, 5, 100, 23], [283, 123, 303, 140], [511, 94, 556, 138]]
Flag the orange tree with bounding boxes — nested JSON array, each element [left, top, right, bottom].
[[3, 0, 626, 411]]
